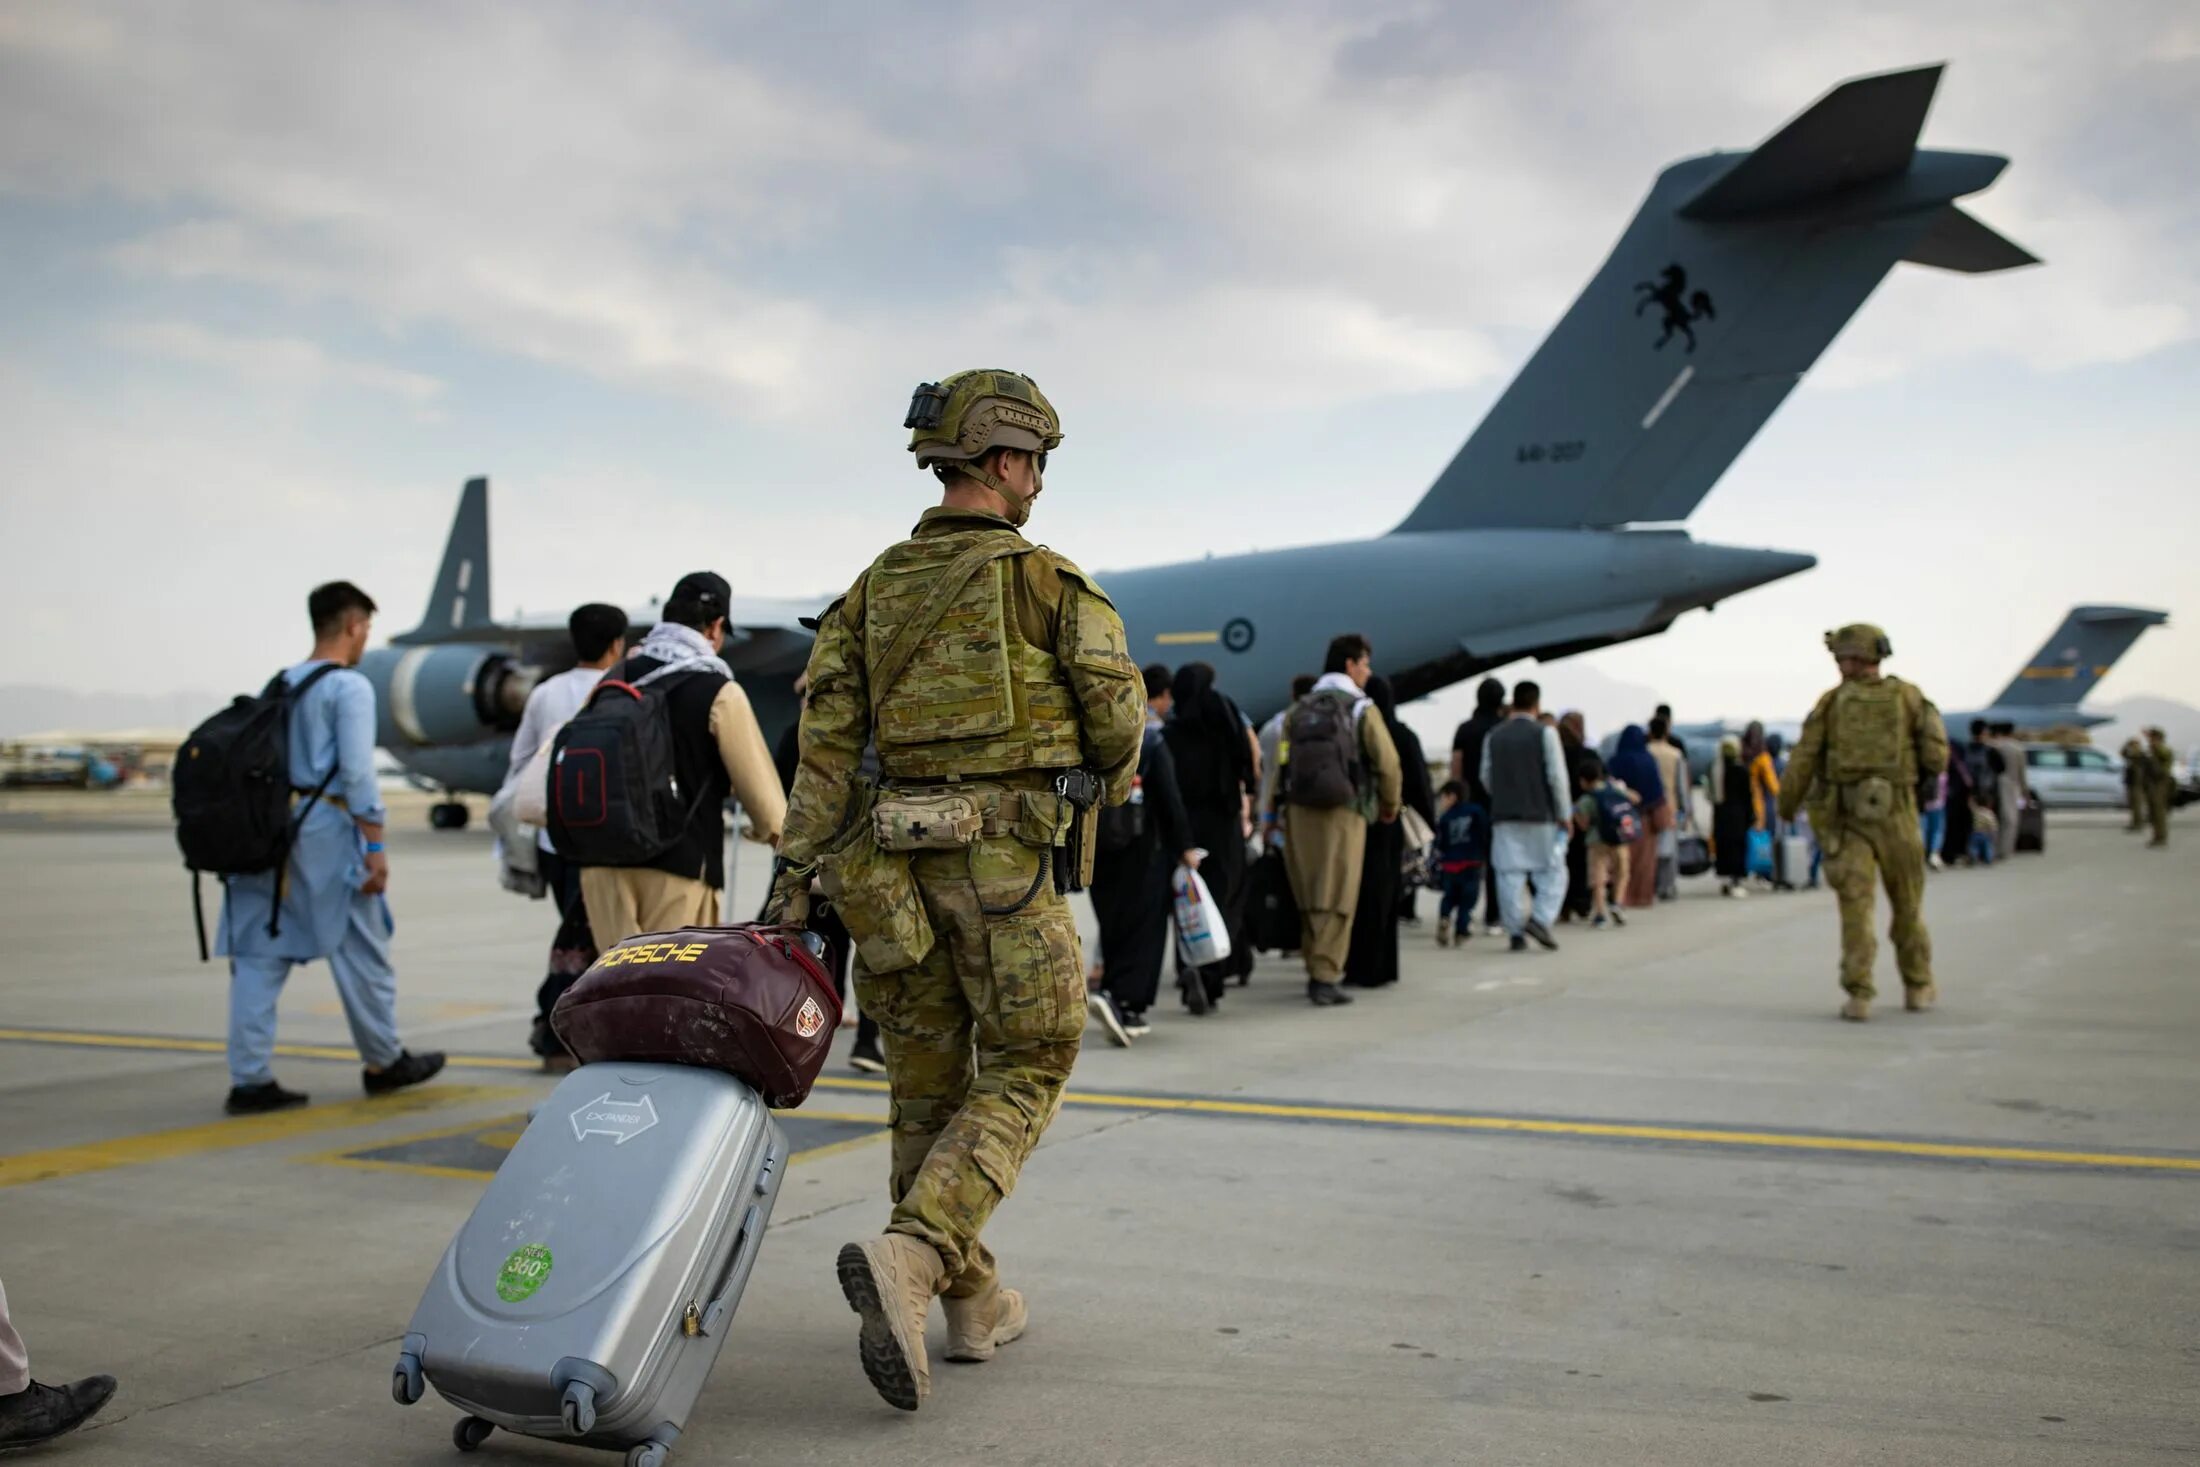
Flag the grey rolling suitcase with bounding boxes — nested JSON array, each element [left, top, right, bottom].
[[392, 1063, 787, 1467], [1775, 833, 1813, 889]]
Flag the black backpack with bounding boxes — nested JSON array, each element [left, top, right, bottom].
[[546, 675, 707, 867], [173, 662, 342, 960], [1283, 690, 1363, 810]]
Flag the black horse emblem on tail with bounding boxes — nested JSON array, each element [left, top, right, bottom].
[[1634, 263, 1716, 353]]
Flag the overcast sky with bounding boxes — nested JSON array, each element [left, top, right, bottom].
[[2, 1, 2195, 748]]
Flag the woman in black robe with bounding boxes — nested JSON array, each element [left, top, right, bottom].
[[1557, 711, 1594, 921], [1710, 735, 1753, 896], [1940, 737, 1976, 865], [1163, 663, 1257, 1012], [1344, 675, 1412, 988]]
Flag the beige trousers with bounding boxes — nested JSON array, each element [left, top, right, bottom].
[[579, 868, 720, 949]]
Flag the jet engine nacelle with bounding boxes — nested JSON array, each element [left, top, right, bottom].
[[359, 645, 542, 748]]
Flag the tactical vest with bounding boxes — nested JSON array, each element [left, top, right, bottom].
[[863, 527, 1083, 780], [1825, 677, 1911, 786]]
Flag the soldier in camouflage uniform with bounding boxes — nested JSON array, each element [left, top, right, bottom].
[[1778, 624, 1949, 1022], [767, 370, 1143, 1411], [2143, 726, 2176, 847]]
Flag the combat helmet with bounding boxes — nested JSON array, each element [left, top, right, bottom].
[[905, 370, 1062, 506], [1824, 623, 1893, 660]]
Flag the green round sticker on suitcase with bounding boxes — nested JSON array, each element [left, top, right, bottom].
[[496, 1243, 553, 1303]]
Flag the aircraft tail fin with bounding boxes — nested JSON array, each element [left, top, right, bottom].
[[1392, 64, 2032, 535], [414, 476, 494, 637], [1987, 605, 2167, 711]]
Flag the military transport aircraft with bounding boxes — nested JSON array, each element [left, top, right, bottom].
[[362, 63, 2035, 825]]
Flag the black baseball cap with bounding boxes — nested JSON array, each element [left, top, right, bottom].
[[667, 571, 731, 617]]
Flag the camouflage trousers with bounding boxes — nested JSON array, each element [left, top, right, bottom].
[[2145, 781, 2173, 844], [1820, 810, 1933, 1001], [851, 832, 1085, 1298]]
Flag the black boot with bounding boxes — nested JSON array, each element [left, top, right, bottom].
[[0, 1376, 118, 1449], [1307, 981, 1354, 1007]]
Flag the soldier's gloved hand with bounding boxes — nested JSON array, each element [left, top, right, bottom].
[[765, 864, 812, 927]]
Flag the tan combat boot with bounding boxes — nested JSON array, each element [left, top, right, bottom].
[[1904, 983, 1937, 1013], [943, 1281, 1029, 1363], [1839, 995, 1871, 1022], [837, 1233, 945, 1411]]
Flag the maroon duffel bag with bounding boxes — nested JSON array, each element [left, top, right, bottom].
[[551, 924, 841, 1108]]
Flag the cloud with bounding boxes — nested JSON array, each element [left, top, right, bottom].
[[109, 319, 444, 406]]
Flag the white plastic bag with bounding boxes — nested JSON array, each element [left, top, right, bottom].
[[509, 728, 560, 826], [1172, 864, 1233, 969]]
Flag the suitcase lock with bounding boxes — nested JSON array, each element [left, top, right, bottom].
[[682, 1303, 701, 1338]]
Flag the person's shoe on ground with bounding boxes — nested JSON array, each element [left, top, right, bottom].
[[943, 1280, 1028, 1363], [1609, 907, 1625, 927], [363, 1049, 446, 1096], [1840, 995, 1871, 1022], [1904, 983, 1937, 1013], [1086, 990, 1132, 1048], [837, 1233, 944, 1411], [1524, 919, 1559, 951], [1121, 1009, 1152, 1038], [0, 1375, 118, 1450], [1592, 913, 1607, 929], [848, 1033, 887, 1074], [1508, 934, 1528, 952], [1435, 923, 1453, 948], [1180, 973, 1211, 1015], [1307, 980, 1353, 1007], [224, 1081, 308, 1115]]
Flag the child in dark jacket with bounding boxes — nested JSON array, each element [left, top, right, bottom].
[[1432, 780, 1487, 947]]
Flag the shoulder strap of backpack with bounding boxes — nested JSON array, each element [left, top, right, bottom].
[[870, 537, 1029, 708]]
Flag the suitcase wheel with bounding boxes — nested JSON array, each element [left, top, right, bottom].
[[453, 1416, 495, 1452], [561, 1381, 598, 1437], [625, 1444, 669, 1467], [392, 1353, 424, 1407]]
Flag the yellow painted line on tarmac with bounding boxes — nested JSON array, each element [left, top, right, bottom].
[[0, 1085, 527, 1189], [1052, 1091, 2200, 1172], [4, 1026, 2196, 1173]]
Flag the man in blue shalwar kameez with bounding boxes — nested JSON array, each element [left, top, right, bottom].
[[219, 581, 446, 1114]]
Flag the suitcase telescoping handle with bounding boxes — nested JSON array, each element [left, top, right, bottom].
[[696, 1130, 786, 1337]]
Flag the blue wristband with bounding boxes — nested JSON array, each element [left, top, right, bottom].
[[365, 842, 385, 854]]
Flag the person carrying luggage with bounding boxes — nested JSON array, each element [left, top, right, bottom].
[[198, 582, 445, 1114], [767, 371, 1144, 1411], [556, 572, 785, 946]]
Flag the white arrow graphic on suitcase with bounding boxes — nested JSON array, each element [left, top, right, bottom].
[[570, 1093, 659, 1145]]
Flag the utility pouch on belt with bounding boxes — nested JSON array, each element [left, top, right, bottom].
[[816, 783, 935, 975], [1843, 776, 1896, 822], [873, 792, 984, 852]]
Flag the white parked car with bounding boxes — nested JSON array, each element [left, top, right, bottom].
[[2023, 744, 2127, 809]]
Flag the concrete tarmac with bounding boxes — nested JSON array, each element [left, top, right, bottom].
[[0, 801, 2194, 1464]]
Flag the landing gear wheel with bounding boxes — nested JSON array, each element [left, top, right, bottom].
[[429, 800, 470, 831], [625, 1444, 669, 1467], [453, 1416, 495, 1451]]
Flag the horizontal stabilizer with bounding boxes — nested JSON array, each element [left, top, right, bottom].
[[1902, 205, 2039, 273], [1681, 65, 1943, 221]]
